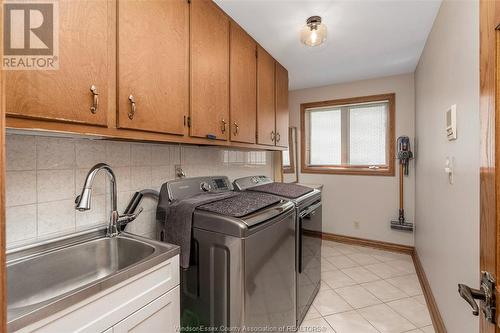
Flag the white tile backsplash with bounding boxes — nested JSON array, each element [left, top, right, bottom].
[[113, 166, 132, 193], [151, 145, 170, 166], [75, 140, 106, 168], [130, 166, 152, 191], [152, 165, 172, 188], [6, 171, 37, 206], [37, 200, 76, 237], [105, 141, 131, 167], [36, 137, 75, 170], [6, 205, 37, 244], [36, 169, 75, 203], [131, 143, 152, 166], [6, 135, 35, 171], [6, 133, 274, 249], [76, 194, 107, 230]]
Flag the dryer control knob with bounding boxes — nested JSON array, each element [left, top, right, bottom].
[[201, 182, 212, 192]]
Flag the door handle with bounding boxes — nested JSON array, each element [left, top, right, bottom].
[[221, 119, 227, 134], [90, 85, 98, 114], [298, 217, 303, 274], [458, 271, 496, 323], [300, 202, 322, 218], [233, 122, 239, 136], [276, 132, 281, 143], [128, 95, 136, 120], [271, 131, 275, 142], [458, 284, 483, 316]]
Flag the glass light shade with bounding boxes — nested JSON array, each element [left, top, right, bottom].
[[300, 21, 327, 47]]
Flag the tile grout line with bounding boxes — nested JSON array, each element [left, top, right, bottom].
[[319, 308, 382, 333], [310, 241, 431, 333]]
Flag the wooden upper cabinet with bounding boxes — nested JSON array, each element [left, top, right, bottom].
[[5, 0, 109, 126], [229, 22, 257, 144], [118, 0, 189, 135], [256, 46, 276, 146], [275, 62, 289, 148], [190, 0, 230, 140]]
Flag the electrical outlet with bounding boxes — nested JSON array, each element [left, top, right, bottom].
[[353, 221, 360, 229], [175, 165, 186, 179]]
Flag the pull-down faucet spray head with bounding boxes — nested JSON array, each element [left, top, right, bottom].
[[75, 188, 92, 211]]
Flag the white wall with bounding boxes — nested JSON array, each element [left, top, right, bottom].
[[5, 133, 273, 249], [289, 73, 415, 246], [414, 1, 480, 332]]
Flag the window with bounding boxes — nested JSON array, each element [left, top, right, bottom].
[[301, 93, 395, 176]]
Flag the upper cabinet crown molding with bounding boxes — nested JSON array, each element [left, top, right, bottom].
[[189, 0, 230, 141], [117, 0, 189, 136]]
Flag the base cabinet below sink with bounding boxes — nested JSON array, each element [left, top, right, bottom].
[[105, 287, 179, 333], [15, 255, 180, 333]]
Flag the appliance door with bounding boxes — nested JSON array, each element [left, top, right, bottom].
[[181, 229, 245, 330], [297, 201, 322, 325], [244, 210, 296, 331]]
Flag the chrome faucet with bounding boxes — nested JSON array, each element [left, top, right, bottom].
[[75, 163, 143, 237]]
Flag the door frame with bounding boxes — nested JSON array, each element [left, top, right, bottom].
[[480, 0, 500, 332], [1, 0, 6, 331]]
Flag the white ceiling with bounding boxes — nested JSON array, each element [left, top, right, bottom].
[[215, 0, 442, 90]]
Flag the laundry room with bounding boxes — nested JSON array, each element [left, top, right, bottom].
[[0, 0, 488, 332]]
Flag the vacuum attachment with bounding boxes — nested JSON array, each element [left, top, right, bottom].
[[390, 211, 414, 231], [391, 136, 414, 232]]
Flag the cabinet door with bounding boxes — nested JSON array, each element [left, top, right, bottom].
[[256, 46, 276, 146], [229, 23, 257, 144], [5, 0, 109, 126], [113, 287, 180, 333], [275, 62, 289, 148], [118, 0, 188, 135], [190, 0, 229, 140]]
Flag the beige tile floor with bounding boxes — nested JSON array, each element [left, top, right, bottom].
[[300, 240, 435, 333]]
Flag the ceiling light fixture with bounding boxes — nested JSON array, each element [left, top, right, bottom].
[[300, 16, 327, 47]]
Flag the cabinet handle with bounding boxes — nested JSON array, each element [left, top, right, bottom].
[[276, 132, 281, 143], [221, 119, 227, 134], [90, 85, 99, 114], [233, 122, 239, 136], [271, 131, 275, 141], [128, 95, 136, 120]]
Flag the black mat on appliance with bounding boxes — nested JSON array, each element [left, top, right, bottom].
[[198, 191, 282, 217], [248, 182, 314, 199], [157, 188, 237, 269]]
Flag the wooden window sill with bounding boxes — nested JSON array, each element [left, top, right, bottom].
[[301, 165, 395, 176]]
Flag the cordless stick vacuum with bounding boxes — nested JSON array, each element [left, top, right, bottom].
[[391, 136, 414, 232]]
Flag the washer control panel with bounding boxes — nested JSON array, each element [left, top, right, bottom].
[[233, 175, 273, 191], [200, 182, 212, 192], [200, 178, 230, 192], [166, 176, 232, 201]]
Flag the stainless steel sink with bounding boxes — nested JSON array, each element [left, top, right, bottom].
[[6, 228, 179, 332]]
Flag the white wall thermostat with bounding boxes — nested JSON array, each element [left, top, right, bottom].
[[446, 104, 457, 141]]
